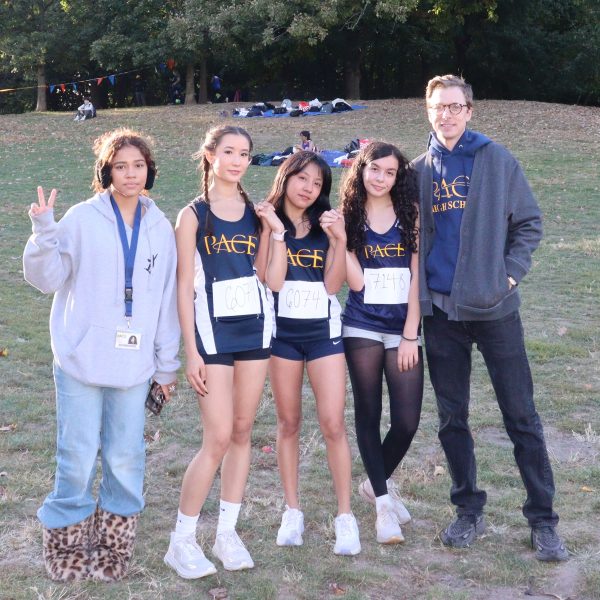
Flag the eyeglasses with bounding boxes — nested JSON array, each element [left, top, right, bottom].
[[428, 103, 469, 115]]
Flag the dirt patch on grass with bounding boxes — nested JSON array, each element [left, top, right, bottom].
[[477, 425, 599, 465]]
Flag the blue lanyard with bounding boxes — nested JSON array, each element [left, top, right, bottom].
[[110, 196, 142, 318]]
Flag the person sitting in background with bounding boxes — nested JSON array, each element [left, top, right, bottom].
[[74, 98, 95, 122], [294, 130, 316, 153]]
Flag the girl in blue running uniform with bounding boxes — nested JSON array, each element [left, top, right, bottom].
[[341, 142, 423, 545], [261, 151, 361, 556], [165, 125, 273, 578]]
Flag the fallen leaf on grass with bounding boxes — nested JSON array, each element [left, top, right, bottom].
[[144, 430, 160, 443], [433, 465, 446, 476], [208, 587, 229, 599], [557, 327, 567, 336], [0, 348, 8, 357], [580, 486, 595, 492], [328, 582, 346, 595], [0, 424, 16, 432]]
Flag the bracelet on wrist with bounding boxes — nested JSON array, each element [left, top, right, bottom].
[[271, 230, 287, 242], [401, 334, 418, 342]]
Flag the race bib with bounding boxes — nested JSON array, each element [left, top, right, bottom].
[[363, 267, 410, 305], [278, 280, 328, 319], [212, 276, 262, 318]]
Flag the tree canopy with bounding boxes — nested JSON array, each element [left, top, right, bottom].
[[1, 0, 598, 112]]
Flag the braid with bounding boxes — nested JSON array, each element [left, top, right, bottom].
[[238, 182, 261, 233], [237, 182, 250, 205], [202, 156, 213, 235], [202, 157, 211, 203]]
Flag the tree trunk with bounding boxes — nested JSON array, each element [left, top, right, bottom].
[[115, 75, 127, 107], [185, 63, 196, 105], [198, 55, 208, 103], [35, 64, 47, 111], [344, 53, 361, 99]]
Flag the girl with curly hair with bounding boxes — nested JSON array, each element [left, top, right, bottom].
[[340, 141, 423, 545]]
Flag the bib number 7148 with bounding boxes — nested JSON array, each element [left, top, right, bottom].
[[363, 267, 410, 304]]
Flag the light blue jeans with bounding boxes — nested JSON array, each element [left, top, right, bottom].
[[38, 364, 149, 528]]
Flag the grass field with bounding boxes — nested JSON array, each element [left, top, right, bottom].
[[0, 99, 599, 600]]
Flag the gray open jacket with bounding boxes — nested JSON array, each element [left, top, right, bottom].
[[412, 138, 543, 321]]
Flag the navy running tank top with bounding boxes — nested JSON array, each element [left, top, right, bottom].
[[268, 228, 341, 343], [343, 221, 413, 335], [191, 199, 272, 353]]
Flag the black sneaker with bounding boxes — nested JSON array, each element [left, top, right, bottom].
[[531, 526, 568, 562], [440, 514, 486, 548]]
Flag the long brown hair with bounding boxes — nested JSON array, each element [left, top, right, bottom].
[[265, 151, 332, 237], [192, 125, 255, 234], [340, 142, 418, 253]]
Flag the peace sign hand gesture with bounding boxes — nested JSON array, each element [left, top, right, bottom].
[[30, 186, 57, 217]]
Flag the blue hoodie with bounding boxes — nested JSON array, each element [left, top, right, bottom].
[[426, 129, 491, 294]]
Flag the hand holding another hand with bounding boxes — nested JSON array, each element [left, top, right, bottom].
[[255, 201, 285, 234], [320, 209, 346, 242]]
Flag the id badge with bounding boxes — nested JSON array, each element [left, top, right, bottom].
[[115, 328, 142, 350], [212, 275, 262, 318], [278, 280, 328, 319], [363, 267, 410, 305]]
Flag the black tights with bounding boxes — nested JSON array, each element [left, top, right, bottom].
[[345, 337, 424, 497]]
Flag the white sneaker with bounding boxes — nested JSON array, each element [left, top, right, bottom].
[[212, 530, 254, 570], [386, 479, 411, 524], [376, 503, 405, 544], [334, 513, 361, 556], [358, 478, 411, 525], [276, 507, 304, 546], [164, 532, 217, 579]]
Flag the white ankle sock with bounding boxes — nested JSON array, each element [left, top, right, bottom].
[[216, 500, 241, 535], [174, 510, 199, 540], [375, 494, 392, 513]]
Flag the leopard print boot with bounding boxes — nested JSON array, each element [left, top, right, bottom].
[[41, 513, 94, 581], [89, 507, 139, 582]]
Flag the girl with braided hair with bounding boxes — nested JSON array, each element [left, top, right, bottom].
[[341, 141, 423, 545], [165, 125, 275, 578]]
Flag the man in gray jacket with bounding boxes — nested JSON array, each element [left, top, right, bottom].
[[413, 74, 567, 561]]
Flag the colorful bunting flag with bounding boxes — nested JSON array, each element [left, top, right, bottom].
[[0, 65, 160, 95]]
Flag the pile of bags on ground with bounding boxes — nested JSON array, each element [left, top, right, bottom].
[[252, 138, 371, 168], [233, 98, 353, 118]]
